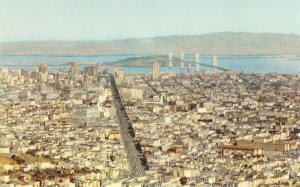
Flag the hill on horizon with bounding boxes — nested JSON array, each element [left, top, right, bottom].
[[0, 32, 299, 56]]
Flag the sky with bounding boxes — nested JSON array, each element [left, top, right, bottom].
[[0, 0, 299, 42]]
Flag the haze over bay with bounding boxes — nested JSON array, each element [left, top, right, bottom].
[[1, 32, 300, 56]]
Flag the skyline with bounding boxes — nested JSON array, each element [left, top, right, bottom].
[[0, 0, 299, 42]]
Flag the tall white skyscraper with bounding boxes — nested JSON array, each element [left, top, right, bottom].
[[168, 53, 173, 73], [180, 52, 185, 75], [152, 61, 160, 80], [195, 53, 200, 73]]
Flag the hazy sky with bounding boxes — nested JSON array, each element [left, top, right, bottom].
[[0, 0, 299, 41]]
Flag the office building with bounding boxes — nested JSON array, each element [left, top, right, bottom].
[[152, 62, 160, 80], [96, 63, 102, 75], [39, 64, 48, 73], [70, 62, 78, 75]]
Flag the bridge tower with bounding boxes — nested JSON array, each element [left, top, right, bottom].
[[188, 63, 192, 74], [212, 56, 218, 73]]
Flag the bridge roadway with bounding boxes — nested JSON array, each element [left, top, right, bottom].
[[109, 74, 146, 177], [196, 62, 260, 88]]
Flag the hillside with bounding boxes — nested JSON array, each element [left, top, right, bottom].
[[0, 32, 299, 56]]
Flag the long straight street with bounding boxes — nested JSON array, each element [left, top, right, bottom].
[[109, 74, 146, 177]]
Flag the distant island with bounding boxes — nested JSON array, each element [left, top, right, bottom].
[[0, 32, 299, 56], [111, 55, 177, 67]]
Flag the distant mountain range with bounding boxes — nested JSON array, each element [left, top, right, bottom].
[[0, 32, 299, 56]]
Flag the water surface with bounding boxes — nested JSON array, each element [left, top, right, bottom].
[[0, 55, 299, 74]]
